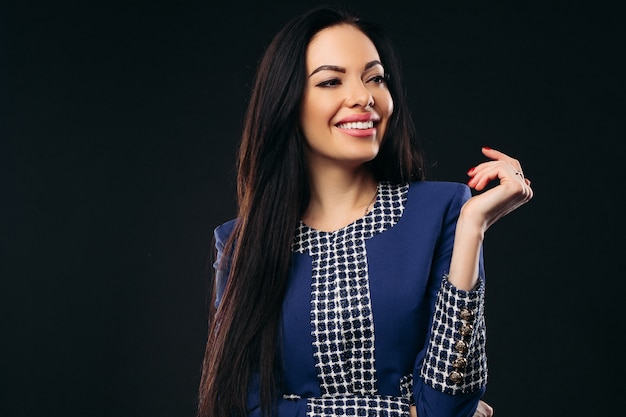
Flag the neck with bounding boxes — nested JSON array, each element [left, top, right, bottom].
[[303, 164, 378, 232]]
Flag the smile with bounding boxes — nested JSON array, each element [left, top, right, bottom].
[[336, 121, 375, 130]]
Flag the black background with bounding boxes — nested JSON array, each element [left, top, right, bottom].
[[2, 0, 624, 416]]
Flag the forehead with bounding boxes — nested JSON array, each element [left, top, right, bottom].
[[306, 24, 381, 69]]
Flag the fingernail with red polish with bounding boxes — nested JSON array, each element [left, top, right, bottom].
[[467, 167, 475, 175], [482, 146, 491, 151]]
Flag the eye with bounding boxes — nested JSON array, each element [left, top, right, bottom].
[[368, 74, 387, 84], [316, 78, 342, 88]]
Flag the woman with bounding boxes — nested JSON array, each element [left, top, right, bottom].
[[198, 5, 532, 417]]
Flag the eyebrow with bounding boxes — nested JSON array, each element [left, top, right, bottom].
[[308, 60, 383, 77]]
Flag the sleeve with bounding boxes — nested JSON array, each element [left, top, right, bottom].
[[212, 221, 311, 416], [412, 184, 488, 417], [212, 220, 236, 310]]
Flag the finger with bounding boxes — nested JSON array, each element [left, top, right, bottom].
[[468, 165, 501, 191], [467, 161, 520, 191], [520, 176, 533, 200], [474, 400, 494, 417], [481, 146, 523, 172], [471, 166, 533, 204], [468, 157, 529, 187]]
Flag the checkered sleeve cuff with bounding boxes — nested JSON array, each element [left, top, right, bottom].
[[420, 275, 487, 395]]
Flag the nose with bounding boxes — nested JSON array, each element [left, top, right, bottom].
[[346, 79, 374, 109]]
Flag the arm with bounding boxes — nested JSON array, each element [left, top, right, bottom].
[[409, 183, 486, 417], [448, 147, 533, 291], [414, 148, 532, 416], [212, 223, 308, 416]]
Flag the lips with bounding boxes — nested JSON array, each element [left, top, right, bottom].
[[336, 120, 375, 130], [334, 112, 380, 137], [335, 121, 377, 137]]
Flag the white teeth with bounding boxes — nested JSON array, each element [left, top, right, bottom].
[[336, 121, 374, 130]]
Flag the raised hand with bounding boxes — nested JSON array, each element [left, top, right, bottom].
[[463, 147, 533, 230], [447, 147, 533, 291]]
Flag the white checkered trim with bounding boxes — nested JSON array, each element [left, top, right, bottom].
[[291, 182, 408, 410], [420, 276, 487, 394], [307, 395, 409, 417], [398, 374, 414, 405]]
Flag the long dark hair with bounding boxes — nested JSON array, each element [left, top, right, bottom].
[[198, 5, 425, 417]]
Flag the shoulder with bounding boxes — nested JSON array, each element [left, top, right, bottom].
[[406, 180, 471, 206], [408, 180, 470, 196], [214, 218, 238, 246]]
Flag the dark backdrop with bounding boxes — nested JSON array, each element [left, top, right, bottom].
[[3, 0, 624, 416]]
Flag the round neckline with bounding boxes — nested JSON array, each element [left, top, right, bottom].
[[299, 189, 381, 235]]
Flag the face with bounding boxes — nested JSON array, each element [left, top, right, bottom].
[[300, 24, 394, 169]]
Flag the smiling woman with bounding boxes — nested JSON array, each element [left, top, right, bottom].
[[197, 4, 532, 417], [300, 24, 394, 231], [302, 25, 392, 164]]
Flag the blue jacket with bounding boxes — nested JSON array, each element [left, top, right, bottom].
[[213, 181, 487, 417]]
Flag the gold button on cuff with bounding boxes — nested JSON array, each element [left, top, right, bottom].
[[449, 371, 464, 384], [454, 340, 468, 354], [459, 308, 474, 321], [460, 324, 473, 337], [452, 357, 467, 369]]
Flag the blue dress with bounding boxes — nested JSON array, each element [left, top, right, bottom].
[[213, 181, 487, 417]]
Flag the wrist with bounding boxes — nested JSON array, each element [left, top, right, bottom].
[[455, 214, 486, 243], [448, 216, 485, 291]]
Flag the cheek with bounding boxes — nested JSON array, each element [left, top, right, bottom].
[[375, 95, 394, 141], [383, 93, 394, 116], [300, 99, 316, 133], [300, 101, 333, 146], [379, 94, 394, 128], [373, 88, 393, 116], [302, 96, 334, 127]]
